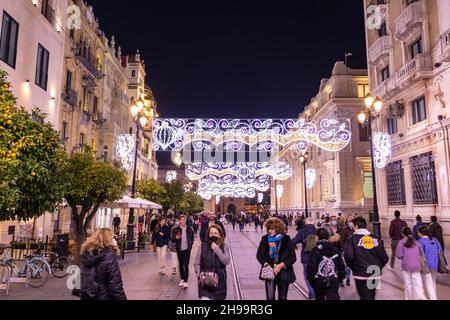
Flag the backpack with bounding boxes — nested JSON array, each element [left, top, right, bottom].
[[304, 234, 317, 253], [315, 254, 339, 286], [73, 265, 103, 300]]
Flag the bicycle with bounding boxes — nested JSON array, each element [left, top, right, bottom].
[[30, 242, 72, 279]]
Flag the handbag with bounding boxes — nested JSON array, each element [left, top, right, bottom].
[[259, 264, 275, 281], [418, 244, 430, 275], [199, 271, 219, 289]]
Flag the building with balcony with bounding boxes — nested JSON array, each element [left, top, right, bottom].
[[273, 62, 373, 221], [363, 0, 450, 240], [0, 0, 68, 243]]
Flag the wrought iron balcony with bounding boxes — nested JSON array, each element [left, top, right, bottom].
[[395, 0, 426, 41], [75, 45, 104, 79], [63, 88, 78, 107], [368, 35, 392, 66]]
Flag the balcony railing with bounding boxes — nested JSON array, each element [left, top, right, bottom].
[[372, 53, 432, 99], [63, 88, 78, 107], [75, 45, 104, 79], [368, 35, 392, 66], [367, 0, 387, 7], [395, 0, 426, 41]]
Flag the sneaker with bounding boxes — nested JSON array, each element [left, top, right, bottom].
[[172, 268, 177, 275], [178, 280, 184, 287], [346, 280, 351, 287], [183, 282, 189, 289]]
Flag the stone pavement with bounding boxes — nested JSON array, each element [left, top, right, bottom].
[[1, 224, 449, 300]]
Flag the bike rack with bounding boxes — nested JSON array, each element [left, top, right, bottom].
[[0, 263, 11, 295]]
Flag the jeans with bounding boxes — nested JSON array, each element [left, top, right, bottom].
[[315, 286, 340, 300], [156, 245, 167, 270], [391, 239, 400, 268], [345, 266, 351, 282], [355, 279, 377, 300], [303, 263, 315, 300], [423, 271, 438, 300], [177, 250, 192, 282], [265, 280, 289, 300], [402, 271, 427, 300]]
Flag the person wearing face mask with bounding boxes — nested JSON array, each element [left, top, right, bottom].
[[194, 225, 230, 300], [257, 218, 297, 300], [200, 212, 226, 243]]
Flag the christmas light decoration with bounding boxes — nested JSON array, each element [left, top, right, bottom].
[[116, 134, 135, 172], [276, 185, 284, 198], [258, 193, 264, 204], [196, 175, 270, 200], [185, 162, 293, 181], [373, 132, 391, 169], [153, 118, 351, 152], [166, 171, 177, 183], [306, 169, 316, 189]]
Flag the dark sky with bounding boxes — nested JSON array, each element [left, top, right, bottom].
[[90, 0, 367, 119]]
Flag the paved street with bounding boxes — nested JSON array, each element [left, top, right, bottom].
[[1, 224, 450, 300]]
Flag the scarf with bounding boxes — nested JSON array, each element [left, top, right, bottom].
[[268, 234, 283, 259]]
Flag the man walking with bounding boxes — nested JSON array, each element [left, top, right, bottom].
[[112, 214, 121, 235], [344, 217, 389, 300], [172, 215, 194, 288], [389, 210, 408, 269], [200, 212, 226, 243]]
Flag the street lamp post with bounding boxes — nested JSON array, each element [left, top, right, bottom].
[[358, 94, 383, 239], [299, 151, 309, 218], [274, 179, 279, 216], [127, 98, 151, 249]]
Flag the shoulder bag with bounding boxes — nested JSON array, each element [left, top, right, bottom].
[[418, 243, 430, 275]]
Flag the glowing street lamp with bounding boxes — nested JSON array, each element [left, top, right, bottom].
[[299, 151, 310, 218]]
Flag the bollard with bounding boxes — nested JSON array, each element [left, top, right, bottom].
[[121, 241, 125, 260]]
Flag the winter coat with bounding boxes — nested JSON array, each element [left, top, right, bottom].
[[396, 238, 422, 273], [256, 234, 297, 285], [429, 222, 445, 250], [194, 241, 230, 300], [389, 218, 408, 241], [200, 219, 226, 243], [344, 229, 389, 279], [152, 225, 170, 247], [412, 221, 428, 241], [81, 249, 127, 300], [419, 237, 443, 272], [171, 225, 195, 252], [292, 224, 317, 264], [306, 241, 346, 289]]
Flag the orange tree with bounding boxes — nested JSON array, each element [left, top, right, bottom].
[[61, 149, 127, 262], [0, 69, 65, 222]]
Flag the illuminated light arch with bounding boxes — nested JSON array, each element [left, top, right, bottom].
[[152, 118, 352, 152], [116, 134, 135, 172], [373, 132, 391, 169]]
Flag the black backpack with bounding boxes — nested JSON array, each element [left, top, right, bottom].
[[73, 265, 104, 300]]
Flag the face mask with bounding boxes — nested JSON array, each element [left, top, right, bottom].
[[348, 222, 354, 229], [210, 236, 219, 243], [331, 221, 338, 226]]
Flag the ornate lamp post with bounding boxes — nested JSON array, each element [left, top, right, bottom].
[[299, 151, 309, 218], [127, 97, 151, 249], [358, 94, 383, 239]]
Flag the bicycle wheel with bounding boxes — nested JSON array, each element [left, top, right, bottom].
[[51, 256, 72, 278], [27, 259, 50, 288]]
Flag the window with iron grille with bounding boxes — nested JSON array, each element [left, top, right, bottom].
[[386, 161, 406, 206], [410, 152, 438, 205]]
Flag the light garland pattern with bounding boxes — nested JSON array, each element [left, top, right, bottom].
[[197, 175, 271, 200], [258, 193, 264, 204], [373, 132, 391, 169], [186, 162, 293, 181], [153, 118, 352, 152], [306, 169, 316, 189], [166, 171, 177, 183], [276, 185, 284, 199], [116, 134, 135, 172]]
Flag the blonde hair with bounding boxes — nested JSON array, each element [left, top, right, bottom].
[[81, 228, 120, 256]]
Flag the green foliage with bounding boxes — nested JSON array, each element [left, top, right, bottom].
[[138, 179, 205, 214], [0, 69, 65, 221]]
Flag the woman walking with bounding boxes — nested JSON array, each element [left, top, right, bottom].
[[396, 227, 427, 300], [194, 225, 230, 300], [78, 228, 127, 300], [418, 226, 443, 300], [153, 218, 170, 275], [168, 219, 179, 275], [257, 218, 297, 300]]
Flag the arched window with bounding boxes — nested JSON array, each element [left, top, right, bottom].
[[132, 70, 136, 77]]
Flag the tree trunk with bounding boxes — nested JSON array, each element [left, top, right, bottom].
[[74, 232, 87, 266]]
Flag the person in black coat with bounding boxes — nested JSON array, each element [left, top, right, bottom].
[[257, 218, 297, 300], [195, 224, 230, 300], [171, 215, 195, 287], [79, 228, 127, 300], [152, 218, 171, 275], [306, 228, 346, 300], [200, 212, 226, 243]]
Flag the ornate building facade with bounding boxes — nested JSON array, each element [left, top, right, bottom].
[[363, 0, 450, 239], [272, 62, 373, 221]]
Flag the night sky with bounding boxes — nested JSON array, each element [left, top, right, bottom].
[[91, 0, 367, 119]]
